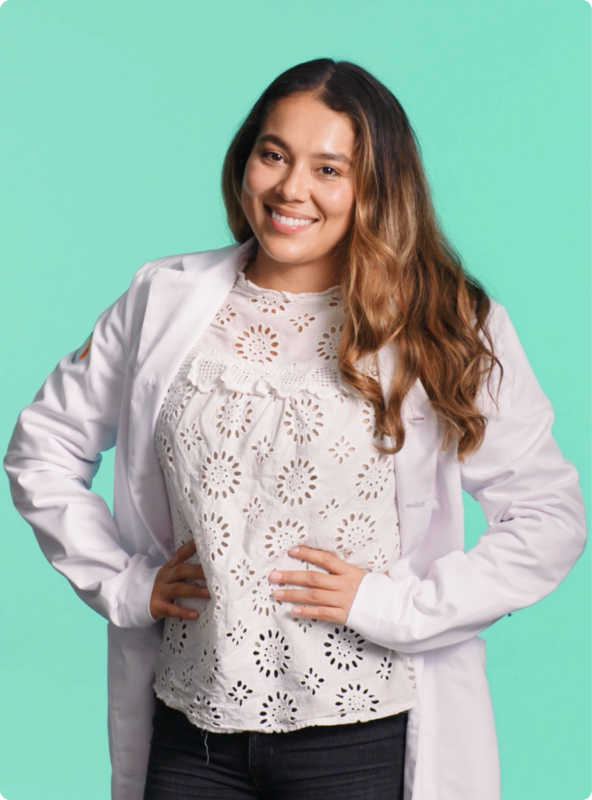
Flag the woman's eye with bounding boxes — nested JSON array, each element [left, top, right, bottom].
[[262, 151, 283, 162], [320, 166, 338, 176]]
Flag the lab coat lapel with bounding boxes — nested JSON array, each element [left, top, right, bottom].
[[377, 344, 441, 559], [128, 242, 249, 554]]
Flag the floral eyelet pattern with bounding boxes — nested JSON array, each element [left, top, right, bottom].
[[323, 626, 366, 671], [214, 303, 238, 327], [366, 547, 391, 572], [152, 270, 416, 732], [335, 683, 379, 717], [282, 396, 324, 444], [251, 578, 279, 617], [361, 400, 383, 440], [208, 579, 224, 622], [198, 645, 220, 685], [292, 616, 317, 633], [355, 455, 392, 501], [215, 392, 254, 439], [289, 312, 316, 332], [264, 517, 307, 558], [157, 666, 174, 692], [242, 496, 265, 524], [252, 629, 291, 678], [172, 504, 193, 542], [195, 603, 211, 633], [199, 511, 231, 561], [334, 512, 377, 556], [179, 422, 203, 452], [276, 458, 318, 507], [160, 381, 195, 423], [251, 435, 274, 463], [376, 656, 393, 681], [200, 450, 242, 499], [259, 691, 298, 727], [189, 694, 223, 726], [155, 432, 175, 470], [235, 324, 280, 364], [247, 293, 293, 315], [226, 620, 248, 647], [316, 324, 343, 361], [230, 559, 255, 587], [318, 498, 340, 520], [181, 664, 195, 689], [227, 680, 253, 706], [300, 668, 324, 696], [164, 619, 189, 656], [405, 657, 417, 690], [328, 436, 355, 464]]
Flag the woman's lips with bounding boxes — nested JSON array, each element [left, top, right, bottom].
[[264, 204, 318, 235]]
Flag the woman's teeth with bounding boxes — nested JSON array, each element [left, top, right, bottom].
[[270, 208, 314, 227]]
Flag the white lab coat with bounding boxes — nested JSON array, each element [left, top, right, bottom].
[[4, 239, 587, 800]]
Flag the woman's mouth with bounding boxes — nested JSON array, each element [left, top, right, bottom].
[[265, 205, 318, 234]]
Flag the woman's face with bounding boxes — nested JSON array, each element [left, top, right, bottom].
[[241, 92, 356, 273]]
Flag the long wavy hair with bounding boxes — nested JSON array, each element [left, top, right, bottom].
[[221, 58, 502, 461]]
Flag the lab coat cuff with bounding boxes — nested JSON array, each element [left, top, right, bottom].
[[116, 556, 162, 628], [345, 571, 418, 649]]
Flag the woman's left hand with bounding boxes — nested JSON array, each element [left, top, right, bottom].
[[268, 546, 367, 625]]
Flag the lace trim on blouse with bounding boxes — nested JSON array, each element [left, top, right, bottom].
[[182, 346, 379, 400]]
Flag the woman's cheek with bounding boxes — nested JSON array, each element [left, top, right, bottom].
[[324, 185, 355, 222], [242, 161, 269, 199]]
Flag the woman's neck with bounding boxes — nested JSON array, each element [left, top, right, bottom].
[[243, 244, 340, 294]]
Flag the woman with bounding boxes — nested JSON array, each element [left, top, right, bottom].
[[4, 59, 586, 800]]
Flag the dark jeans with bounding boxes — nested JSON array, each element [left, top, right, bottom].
[[143, 695, 408, 800]]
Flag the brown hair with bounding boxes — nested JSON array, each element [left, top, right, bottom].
[[222, 58, 502, 461]]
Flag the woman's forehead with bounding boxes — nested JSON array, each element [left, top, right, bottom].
[[259, 94, 355, 158]]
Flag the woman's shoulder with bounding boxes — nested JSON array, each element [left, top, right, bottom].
[[131, 242, 244, 285], [484, 296, 508, 336], [482, 297, 527, 355]]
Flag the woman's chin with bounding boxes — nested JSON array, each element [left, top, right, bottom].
[[255, 234, 321, 266], [258, 226, 346, 264]]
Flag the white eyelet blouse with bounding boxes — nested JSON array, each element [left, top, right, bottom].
[[151, 260, 418, 733]]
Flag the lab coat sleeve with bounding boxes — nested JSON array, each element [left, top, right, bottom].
[[3, 261, 162, 629], [346, 301, 587, 652]]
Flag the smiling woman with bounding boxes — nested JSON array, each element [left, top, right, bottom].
[[3, 58, 586, 800], [239, 93, 356, 290], [222, 60, 503, 463]]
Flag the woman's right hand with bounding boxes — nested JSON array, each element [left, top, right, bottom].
[[149, 540, 210, 621]]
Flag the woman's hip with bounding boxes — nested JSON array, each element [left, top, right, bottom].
[[144, 695, 408, 800]]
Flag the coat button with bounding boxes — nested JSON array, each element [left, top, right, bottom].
[[148, 545, 159, 556]]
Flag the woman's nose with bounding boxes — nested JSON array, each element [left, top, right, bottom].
[[275, 164, 310, 201]]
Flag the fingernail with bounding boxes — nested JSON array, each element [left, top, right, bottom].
[[274, 589, 285, 598], [189, 611, 198, 618], [291, 606, 302, 615], [269, 570, 282, 581], [288, 547, 300, 555]]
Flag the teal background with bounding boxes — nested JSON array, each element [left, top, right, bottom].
[[0, 0, 589, 798]]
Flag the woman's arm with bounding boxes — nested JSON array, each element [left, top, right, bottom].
[[344, 302, 587, 652], [3, 261, 162, 628]]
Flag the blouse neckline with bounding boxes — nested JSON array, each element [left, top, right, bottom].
[[235, 263, 342, 301]]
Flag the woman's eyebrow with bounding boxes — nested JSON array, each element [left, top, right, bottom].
[[257, 134, 353, 166]]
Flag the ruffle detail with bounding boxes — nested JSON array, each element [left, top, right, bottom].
[[184, 347, 372, 400], [234, 267, 343, 302]]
